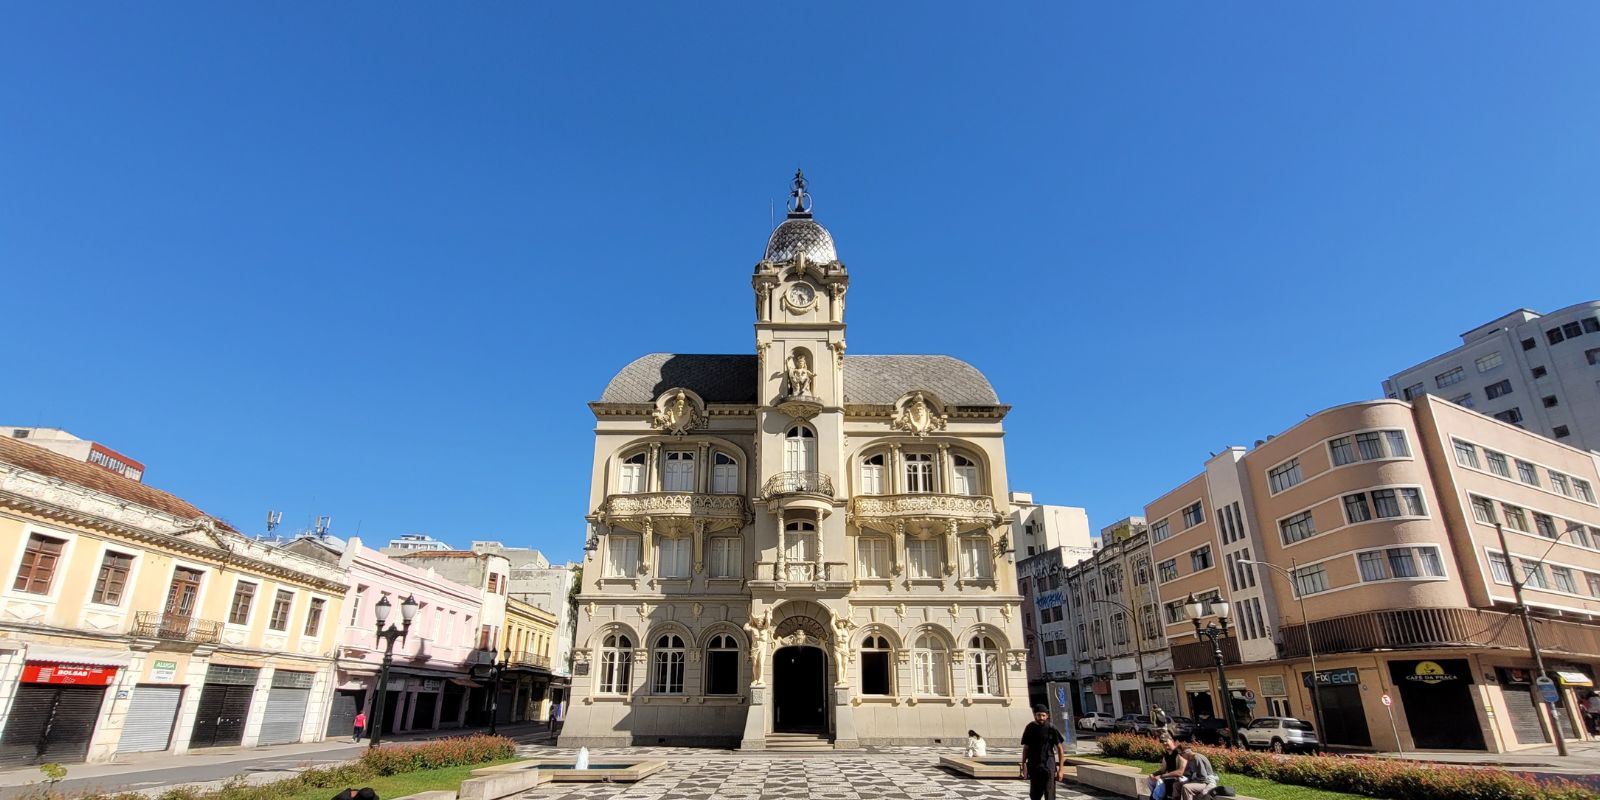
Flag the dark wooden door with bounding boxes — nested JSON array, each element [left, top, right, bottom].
[[164, 567, 203, 630]]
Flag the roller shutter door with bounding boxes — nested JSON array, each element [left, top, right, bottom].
[[191, 666, 258, 748], [259, 671, 315, 745], [0, 684, 107, 766], [326, 690, 362, 737], [117, 685, 183, 754]]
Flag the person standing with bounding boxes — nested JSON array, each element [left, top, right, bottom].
[[1019, 704, 1065, 800], [1584, 691, 1600, 737], [352, 709, 368, 743]]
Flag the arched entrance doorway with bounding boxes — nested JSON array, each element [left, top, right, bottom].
[[773, 646, 826, 732]]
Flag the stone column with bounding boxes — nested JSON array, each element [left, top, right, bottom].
[[647, 443, 663, 492], [696, 442, 711, 493], [889, 444, 904, 494], [775, 508, 787, 580], [945, 519, 960, 578], [640, 519, 654, 576]]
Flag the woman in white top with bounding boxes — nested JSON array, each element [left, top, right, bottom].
[[966, 729, 988, 757]]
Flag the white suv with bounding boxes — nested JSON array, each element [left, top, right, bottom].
[[1076, 712, 1115, 731], [1239, 716, 1321, 753]]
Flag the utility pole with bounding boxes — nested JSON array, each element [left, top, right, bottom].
[[1494, 522, 1568, 757]]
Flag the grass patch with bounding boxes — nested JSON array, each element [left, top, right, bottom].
[[1083, 756, 1371, 800], [274, 758, 521, 800]]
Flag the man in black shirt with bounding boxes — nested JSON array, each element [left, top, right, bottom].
[[1019, 704, 1065, 800]]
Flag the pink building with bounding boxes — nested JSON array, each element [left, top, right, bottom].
[[283, 536, 490, 737]]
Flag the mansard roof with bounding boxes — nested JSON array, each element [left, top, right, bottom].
[[598, 353, 1000, 406]]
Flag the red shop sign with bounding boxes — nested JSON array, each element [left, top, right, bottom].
[[22, 662, 119, 686]]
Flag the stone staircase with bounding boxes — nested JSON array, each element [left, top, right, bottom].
[[765, 731, 834, 751]]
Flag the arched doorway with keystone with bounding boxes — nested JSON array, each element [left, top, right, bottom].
[[766, 601, 840, 736]]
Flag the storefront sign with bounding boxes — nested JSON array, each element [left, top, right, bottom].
[[420, 679, 443, 692], [1404, 661, 1458, 685], [1302, 667, 1359, 687], [1258, 675, 1287, 697], [1184, 681, 1210, 693], [23, 662, 119, 686], [151, 660, 178, 682]]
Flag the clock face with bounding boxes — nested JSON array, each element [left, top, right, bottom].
[[788, 284, 816, 307]]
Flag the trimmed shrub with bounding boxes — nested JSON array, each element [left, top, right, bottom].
[[1094, 733, 1592, 800]]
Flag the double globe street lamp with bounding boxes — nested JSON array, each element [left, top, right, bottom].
[[368, 593, 419, 749], [1184, 594, 1239, 746]]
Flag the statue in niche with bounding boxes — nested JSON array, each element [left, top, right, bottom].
[[785, 350, 815, 397]]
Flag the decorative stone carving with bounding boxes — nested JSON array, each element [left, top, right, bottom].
[[744, 611, 772, 685], [597, 493, 750, 534], [649, 388, 704, 436], [692, 602, 703, 618], [785, 350, 815, 397], [850, 494, 1004, 535], [829, 340, 846, 370], [891, 391, 946, 436]]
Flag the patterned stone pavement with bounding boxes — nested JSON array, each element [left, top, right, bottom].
[[512, 747, 1104, 800]]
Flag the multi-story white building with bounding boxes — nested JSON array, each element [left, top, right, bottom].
[[1011, 495, 1092, 709], [383, 533, 452, 552], [1058, 518, 1174, 719], [1384, 302, 1600, 452], [559, 172, 1030, 748], [1010, 492, 1095, 561]]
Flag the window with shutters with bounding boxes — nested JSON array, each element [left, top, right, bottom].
[[229, 582, 257, 625], [860, 453, 884, 495], [304, 598, 326, 637], [662, 451, 695, 492], [92, 551, 134, 605], [785, 426, 817, 473], [711, 452, 738, 493], [13, 533, 65, 595], [619, 453, 646, 493], [912, 633, 950, 696], [952, 455, 980, 495], [708, 537, 742, 578], [268, 590, 294, 631]]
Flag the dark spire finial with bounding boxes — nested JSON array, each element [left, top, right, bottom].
[[786, 168, 813, 218]]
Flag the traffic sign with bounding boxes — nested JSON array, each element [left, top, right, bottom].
[[1535, 676, 1559, 704], [1242, 689, 1255, 702], [1381, 693, 1392, 707]]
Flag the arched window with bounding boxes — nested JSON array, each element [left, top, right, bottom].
[[952, 455, 980, 495], [969, 635, 1002, 696], [662, 450, 695, 492], [904, 452, 934, 493], [712, 452, 739, 493], [860, 453, 884, 495], [861, 634, 893, 695], [599, 633, 633, 694], [913, 633, 950, 696], [785, 425, 817, 473], [785, 521, 818, 581], [959, 535, 993, 580], [619, 453, 646, 494], [705, 633, 740, 695], [651, 634, 686, 694]]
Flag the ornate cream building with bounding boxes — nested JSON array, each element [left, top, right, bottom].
[[559, 173, 1031, 748]]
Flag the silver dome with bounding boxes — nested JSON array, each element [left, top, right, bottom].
[[763, 217, 838, 264]]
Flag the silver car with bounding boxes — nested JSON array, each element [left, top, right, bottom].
[[1239, 716, 1321, 753]]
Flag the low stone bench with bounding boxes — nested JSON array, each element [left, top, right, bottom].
[[391, 792, 459, 800], [1069, 760, 1151, 798], [457, 762, 547, 800]]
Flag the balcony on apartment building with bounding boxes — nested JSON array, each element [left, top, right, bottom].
[[596, 490, 751, 535], [130, 610, 222, 645], [760, 471, 835, 515], [502, 650, 554, 672], [748, 560, 852, 592], [850, 492, 1003, 535]]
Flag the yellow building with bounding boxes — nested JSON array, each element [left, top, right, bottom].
[[0, 437, 348, 765], [501, 596, 559, 722]]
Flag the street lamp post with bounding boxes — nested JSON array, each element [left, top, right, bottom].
[[472, 654, 511, 736], [1091, 598, 1151, 719], [368, 593, 419, 750], [1239, 557, 1327, 747], [1184, 594, 1238, 747], [1494, 521, 1579, 757]]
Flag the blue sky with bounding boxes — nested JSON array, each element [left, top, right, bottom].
[[4, 4, 1597, 563]]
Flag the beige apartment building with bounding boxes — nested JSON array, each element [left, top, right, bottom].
[[0, 437, 348, 766], [1146, 395, 1600, 753], [559, 173, 1030, 748]]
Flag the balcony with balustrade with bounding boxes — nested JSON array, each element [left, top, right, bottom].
[[849, 492, 1005, 536], [594, 491, 751, 536], [503, 650, 554, 673], [131, 610, 222, 647], [748, 560, 852, 593], [760, 471, 835, 515]]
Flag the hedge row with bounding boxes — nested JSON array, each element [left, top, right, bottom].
[[39, 735, 517, 800], [1096, 733, 1592, 800]]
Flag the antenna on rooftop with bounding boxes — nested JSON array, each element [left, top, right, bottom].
[[314, 515, 332, 538], [266, 510, 283, 536]]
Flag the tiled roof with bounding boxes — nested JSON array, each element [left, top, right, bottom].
[[0, 436, 235, 531], [597, 353, 1000, 406]]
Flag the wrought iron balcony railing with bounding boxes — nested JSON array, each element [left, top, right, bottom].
[[132, 610, 221, 644], [761, 471, 834, 499], [503, 650, 554, 671]]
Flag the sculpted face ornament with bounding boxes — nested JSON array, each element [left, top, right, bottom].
[[650, 389, 703, 436], [891, 391, 947, 436]]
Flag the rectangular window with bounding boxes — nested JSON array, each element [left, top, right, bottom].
[[1534, 513, 1557, 539], [350, 588, 365, 625], [1400, 488, 1426, 516], [1237, 547, 1257, 588], [1164, 602, 1185, 624], [1587, 317, 1600, 333], [1293, 564, 1329, 596], [657, 537, 691, 578], [1588, 348, 1600, 366], [1589, 573, 1600, 597], [92, 551, 134, 605], [1516, 460, 1540, 486], [904, 453, 935, 493], [860, 456, 883, 495], [711, 454, 738, 493], [1224, 553, 1239, 592], [606, 535, 640, 577], [1522, 337, 1537, 350], [1543, 395, 1559, 408], [709, 537, 743, 578], [1554, 426, 1571, 438], [662, 451, 695, 492], [229, 582, 257, 625], [1575, 479, 1595, 503], [1281, 511, 1318, 543], [1488, 552, 1511, 584], [1452, 393, 1476, 408], [1182, 502, 1204, 528], [619, 456, 645, 493], [1453, 439, 1480, 468], [1370, 489, 1401, 518], [12, 533, 65, 595], [1358, 551, 1387, 582], [1532, 366, 1547, 378], [1386, 548, 1418, 578], [1384, 430, 1411, 458], [1190, 545, 1212, 572], [1548, 328, 1565, 345], [1476, 351, 1503, 372], [1551, 566, 1577, 594], [1494, 408, 1524, 424], [1521, 559, 1548, 590], [1355, 432, 1383, 461], [1268, 459, 1302, 493], [1502, 504, 1529, 532], [1485, 379, 1513, 399], [906, 538, 940, 578], [1486, 450, 1510, 477], [268, 589, 294, 631], [1402, 383, 1425, 400], [1435, 367, 1464, 388], [1343, 493, 1372, 523], [959, 537, 993, 580], [1329, 436, 1355, 466], [856, 536, 890, 579], [1420, 548, 1445, 577], [304, 598, 325, 637], [1158, 559, 1178, 582], [1563, 321, 1583, 338], [1470, 495, 1497, 524], [1151, 520, 1171, 543]]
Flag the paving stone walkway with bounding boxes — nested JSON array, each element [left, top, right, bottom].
[[513, 747, 1102, 800]]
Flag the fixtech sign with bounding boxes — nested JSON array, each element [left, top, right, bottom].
[[1405, 661, 1458, 685]]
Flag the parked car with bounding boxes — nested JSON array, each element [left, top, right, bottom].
[[1239, 716, 1321, 753], [1076, 712, 1115, 732], [1166, 715, 1197, 741], [1190, 717, 1234, 746], [1112, 714, 1156, 735]]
